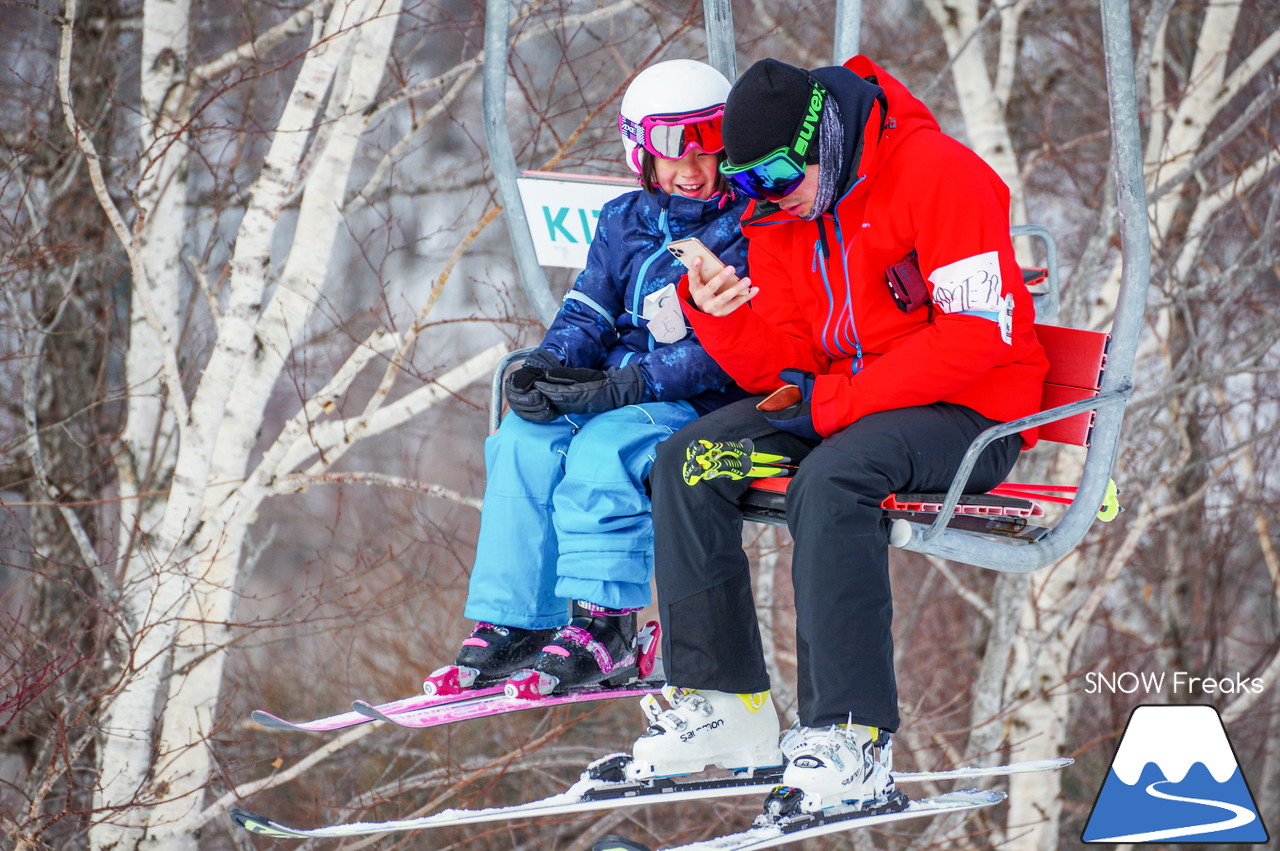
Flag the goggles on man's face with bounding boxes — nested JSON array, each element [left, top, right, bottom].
[[618, 105, 726, 163], [719, 80, 827, 201]]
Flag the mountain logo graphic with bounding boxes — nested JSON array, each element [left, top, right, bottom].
[[1082, 704, 1269, 844]]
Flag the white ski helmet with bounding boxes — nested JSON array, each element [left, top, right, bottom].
[[618, 59, 732, 174]]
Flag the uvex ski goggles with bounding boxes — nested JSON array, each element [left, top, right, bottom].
[[618, 105, 725, 161], [720, 80, 827, 201]]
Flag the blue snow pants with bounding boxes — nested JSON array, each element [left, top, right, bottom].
[[463, 401, 698, 630]]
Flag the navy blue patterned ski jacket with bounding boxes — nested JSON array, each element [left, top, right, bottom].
[[539, 188, 751, 415]]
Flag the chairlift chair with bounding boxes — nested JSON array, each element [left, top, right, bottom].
[[482, 0, 1150, 574]]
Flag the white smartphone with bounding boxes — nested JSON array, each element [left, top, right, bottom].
[[666, 237, 734, 294]]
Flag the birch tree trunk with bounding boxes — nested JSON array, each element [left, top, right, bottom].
[[111, 0, 190, 560], [1002, 556, 1076, 850], [145, 8, 405, 842], [922, 0, 1028, 226], [916, 8, 1063, 839], [85, 2, 416, 849], [89, 0, 194, 844]]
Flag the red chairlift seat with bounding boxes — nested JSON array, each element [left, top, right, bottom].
[[492, 318, 1111, 544], [738, 322, 1111, 542]]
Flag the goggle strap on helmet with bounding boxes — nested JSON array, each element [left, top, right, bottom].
[[618, 115, 647, 146]]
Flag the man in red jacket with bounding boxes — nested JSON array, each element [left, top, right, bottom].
[[626, 57, 1049, 816]]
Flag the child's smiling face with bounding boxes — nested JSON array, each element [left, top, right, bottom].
[[652, 148, 721, 201]]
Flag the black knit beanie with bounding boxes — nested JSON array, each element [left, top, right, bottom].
[[723, 59, 819, 165]]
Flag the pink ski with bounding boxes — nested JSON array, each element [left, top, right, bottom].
[[256, 622, 663, 732], [351, 671, 665, 729], [251, 686, 505, 733]]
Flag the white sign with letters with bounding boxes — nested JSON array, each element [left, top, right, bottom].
[[516, 171, 636, 269]]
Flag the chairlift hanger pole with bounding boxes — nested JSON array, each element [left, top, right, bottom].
[[834, 0, 861, 64], [482, 0, 558, 325], [703, 0, 737, 81]]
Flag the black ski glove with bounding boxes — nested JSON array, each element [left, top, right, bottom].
[[534, 362, 647, 415], [503, 348, 562, 422], [758, 368, 821, 441]]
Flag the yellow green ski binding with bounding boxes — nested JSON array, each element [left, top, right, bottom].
[[682, 438, 797, 486]]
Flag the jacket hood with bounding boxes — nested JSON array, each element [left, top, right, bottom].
[[833, 56, 940, 190]]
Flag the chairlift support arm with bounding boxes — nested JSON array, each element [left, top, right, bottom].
[[482, 0, 558, 325], [889, 0, 1151, 571]]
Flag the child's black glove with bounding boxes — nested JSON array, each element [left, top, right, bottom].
[[535, 363, 647, 415], [503, 349, 562, 422]]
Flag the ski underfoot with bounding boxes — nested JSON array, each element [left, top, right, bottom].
[[653, 789, 1004, 851], [252, 623, 663, 733], [249, 685, 506, 733], [229, 755, 1071, 840], [350, 672, 665, 729]]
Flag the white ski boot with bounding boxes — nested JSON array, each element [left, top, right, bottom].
[[627, 686, 783, 780], [767, 721, 903, 816]]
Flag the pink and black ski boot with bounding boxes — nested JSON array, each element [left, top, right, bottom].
[[424, 622, 556, 696], [505, 603, 659, 698]]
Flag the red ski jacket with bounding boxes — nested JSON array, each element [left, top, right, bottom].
[[681, 56, 1049, 445]]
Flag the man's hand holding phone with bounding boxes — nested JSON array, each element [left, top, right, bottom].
[[687, 255, 756, 316], [668, 237, 757, 316]]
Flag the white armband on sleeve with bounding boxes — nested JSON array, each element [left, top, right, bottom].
[[927, 251, 1014, 344]]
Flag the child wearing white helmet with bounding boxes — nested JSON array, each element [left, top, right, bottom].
[[425, 59, 751, 698]]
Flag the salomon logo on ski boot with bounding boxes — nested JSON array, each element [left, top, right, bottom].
[[628, 687, 783, 780]]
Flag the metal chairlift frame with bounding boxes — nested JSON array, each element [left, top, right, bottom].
[[481, 0, 1150, 574]]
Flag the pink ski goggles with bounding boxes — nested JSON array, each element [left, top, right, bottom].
[[619, 105, 726, 166]]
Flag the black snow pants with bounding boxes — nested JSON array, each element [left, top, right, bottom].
[[651, 396, 1023, 731]]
